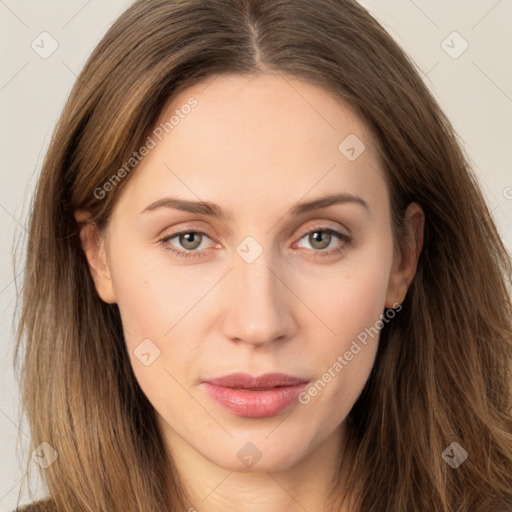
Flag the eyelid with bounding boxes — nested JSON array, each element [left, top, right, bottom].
[[295, 220, 349, 238], [159, 219, 348, 244]]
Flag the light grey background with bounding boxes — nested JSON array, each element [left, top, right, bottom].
[[1, 0, 511, 508]]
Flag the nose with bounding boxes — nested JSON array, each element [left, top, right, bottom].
[[220, 248, 298, 348]]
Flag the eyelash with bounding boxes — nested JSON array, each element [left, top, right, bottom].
[[158, 225, 350, 259]]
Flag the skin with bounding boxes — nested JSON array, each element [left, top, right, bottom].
[[76, 72, 424, 512]]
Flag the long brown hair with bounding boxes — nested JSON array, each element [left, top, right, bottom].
[[14, 0, 512, 510]]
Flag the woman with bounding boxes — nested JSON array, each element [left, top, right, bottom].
[[13, 0, 512, 510]]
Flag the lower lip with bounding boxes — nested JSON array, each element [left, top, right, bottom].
[[202, 382, 309, 418]]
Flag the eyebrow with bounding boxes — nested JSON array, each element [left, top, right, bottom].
[[140, 193, 369, 219]]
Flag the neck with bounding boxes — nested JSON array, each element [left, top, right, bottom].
[[162, 420, 355, 512]]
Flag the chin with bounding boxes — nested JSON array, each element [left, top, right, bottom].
[[199, 434, 315, 474]]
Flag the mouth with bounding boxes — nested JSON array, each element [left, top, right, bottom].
[[202, 372, 310, 418]]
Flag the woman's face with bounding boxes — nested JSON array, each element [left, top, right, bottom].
[[83, 72, 418, 473]]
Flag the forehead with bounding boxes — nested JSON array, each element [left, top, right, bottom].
[[163, 72, 377, 163], [114, 72, 387, 220]]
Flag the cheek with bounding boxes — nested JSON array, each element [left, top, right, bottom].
[[295, 241, 393, 417], [299, 243, 393, 353], [107, 238, 209, 396], [108, 232, 200, 338], [111, 262, 202, 417], [310, 272, 385, 392], [110, 264, 165, 339]]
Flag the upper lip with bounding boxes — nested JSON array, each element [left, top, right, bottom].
[[204, 372, 309, 389]]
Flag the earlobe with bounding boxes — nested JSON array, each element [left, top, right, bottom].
[[385, 203, 425, 308], [74, 210, 117, 304]]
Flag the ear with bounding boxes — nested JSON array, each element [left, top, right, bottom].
[[385, 202, 425, 308], [74, 210, 116, 304]]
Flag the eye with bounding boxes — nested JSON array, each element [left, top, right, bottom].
[[159, 225, 351, 259], [159, 229, 217, 258], [293, 226, 350, 258]]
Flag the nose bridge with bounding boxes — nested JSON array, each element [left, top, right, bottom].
[[222, 235, 294, 346]]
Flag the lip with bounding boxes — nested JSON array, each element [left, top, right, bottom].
[[202, 372, 310, 418]]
